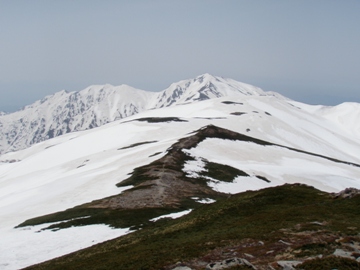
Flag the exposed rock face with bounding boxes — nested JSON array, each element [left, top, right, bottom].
[[332, 187, 360, 198], [171, 267, 192, 270], [206, 257, 257, 269], [89, 176, 213, 210], [277, 260, 302, 270], [333, 248, 355, 259]]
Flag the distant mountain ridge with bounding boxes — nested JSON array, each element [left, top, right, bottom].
[[0, 74, 267, 154]]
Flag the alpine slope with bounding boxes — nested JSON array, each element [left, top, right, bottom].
[[0, 74, 360, 269]]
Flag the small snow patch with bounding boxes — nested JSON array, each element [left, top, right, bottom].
[[150, 209, 192, 222], [182, 155, 207, 178], [192, 197, 216, 204]]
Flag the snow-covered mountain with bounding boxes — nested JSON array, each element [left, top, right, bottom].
[[0, 74, 268, 155], [152, 73, 266, 108], [1, 75, 360, 269]]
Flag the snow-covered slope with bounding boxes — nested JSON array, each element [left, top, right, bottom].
[[288, 101, 360, 142], [0, 74, 275, 155], [314, 102, 360, 139], [1, 92, 360, 269]]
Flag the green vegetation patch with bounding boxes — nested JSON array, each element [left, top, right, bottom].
[[294, 243, 334, 257], [134, 117, 188, 123], [24, 184, 360, 270], [230, 112, 247, 116], [255, 175, 271, 183], [149, 151, 162, 157], [222, 101, 244, 105], [116, 157, 180, 188], [17, 206, 180, 231], [201, 161, 249, 182]]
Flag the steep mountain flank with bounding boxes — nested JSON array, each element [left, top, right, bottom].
[[0, 74, 267, 154], [23, 184, 360, 270]]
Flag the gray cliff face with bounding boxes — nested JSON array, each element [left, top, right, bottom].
[[0, 74, 266, 154]]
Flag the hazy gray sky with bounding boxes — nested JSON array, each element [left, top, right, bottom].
[[1, 0, 360, 112]]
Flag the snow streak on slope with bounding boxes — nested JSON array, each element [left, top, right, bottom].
[[0, 74, 268, 154], [150, 209, 193, 222]]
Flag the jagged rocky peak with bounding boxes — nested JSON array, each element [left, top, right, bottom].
[[168, 73, 221, 91], [0, 74, 269, 154], [193, 73, 219, 83], [189, 73, 266, 97], [154, 73, 266, 108]]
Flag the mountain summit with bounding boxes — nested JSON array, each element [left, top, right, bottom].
[[0, 74, 269, 154], [152, 73, 266, 108]]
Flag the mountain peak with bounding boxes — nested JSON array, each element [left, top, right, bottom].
[[1, 74, 270, 154], [194, 73, 219, 83]]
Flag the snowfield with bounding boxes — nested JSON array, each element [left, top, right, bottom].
[[0, 224, 131, 270], [184, 138, 360, 193], [1, 76, 360, 269]]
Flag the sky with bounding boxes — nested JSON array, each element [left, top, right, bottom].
[[1, 0, 360, 112]]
